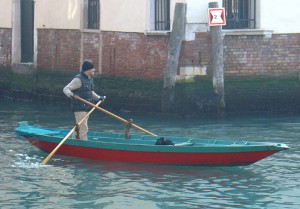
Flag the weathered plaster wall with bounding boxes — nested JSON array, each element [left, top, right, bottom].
[[35, 0, 81, 29], [0, 0, 12, 28]]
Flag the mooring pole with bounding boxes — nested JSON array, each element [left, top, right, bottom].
[[161, 3, 186, 114], [209, 2, 225, 112]]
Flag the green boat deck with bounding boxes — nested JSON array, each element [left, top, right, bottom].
[[16, 121, 289, 151]]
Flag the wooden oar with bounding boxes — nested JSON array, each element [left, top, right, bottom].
[[41, 99, 103, 165], [77, 97, 157, 136]]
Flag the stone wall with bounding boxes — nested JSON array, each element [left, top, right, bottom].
[[101, 32, 169, 78], [37, 29, 81, 71], [2, 28, 300, 79], [223, 34, 300, 75], [82, 32, 101, 71], [0, 28, 12, 66], [36, 30, 169, 77], [180, 32, 300, 77], [180, 32, 211, 67]]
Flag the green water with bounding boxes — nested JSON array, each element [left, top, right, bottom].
[[0, 97, 299, 208]]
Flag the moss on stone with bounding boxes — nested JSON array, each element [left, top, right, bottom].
[[1, 66, 300, 115]]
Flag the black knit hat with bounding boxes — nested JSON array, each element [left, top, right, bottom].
[[81, 60, 95, 72]]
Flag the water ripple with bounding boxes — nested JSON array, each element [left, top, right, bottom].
[[0, 99, 300, 208]]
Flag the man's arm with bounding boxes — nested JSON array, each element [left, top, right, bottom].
[[63, 78, 81, 98], [92, 91, 106, 101]]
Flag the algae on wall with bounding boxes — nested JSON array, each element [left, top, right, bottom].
[[1, 67, 300, 116], [0, 67, 165, 111]]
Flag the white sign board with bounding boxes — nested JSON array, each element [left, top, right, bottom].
[[208, 8, 226, 26]]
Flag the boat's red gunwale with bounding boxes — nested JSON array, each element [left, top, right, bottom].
[[27, 137, 281, 166]]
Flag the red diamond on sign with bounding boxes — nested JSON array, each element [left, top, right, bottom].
[[208, 8, 226, 26]]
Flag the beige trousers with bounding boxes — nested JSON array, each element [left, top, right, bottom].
[[73, 111, 89, 140]]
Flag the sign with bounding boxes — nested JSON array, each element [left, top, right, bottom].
[[208, 8, 226, 26]]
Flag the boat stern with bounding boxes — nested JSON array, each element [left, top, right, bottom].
[[18, 121, 29, 127], [15, 121, 30, 136]]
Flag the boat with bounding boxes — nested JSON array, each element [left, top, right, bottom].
[[15, 121, 289, 166]]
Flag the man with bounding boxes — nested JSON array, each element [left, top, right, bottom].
[[63, 60, 105, 140]]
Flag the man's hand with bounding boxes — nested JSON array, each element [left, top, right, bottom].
[[71, 94, 80, 100], [99, 96, 106, 101]]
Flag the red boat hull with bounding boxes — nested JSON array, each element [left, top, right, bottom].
[[27, 137, 279, 166]]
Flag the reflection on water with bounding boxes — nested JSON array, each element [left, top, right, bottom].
[[0, 98, 300, 208]]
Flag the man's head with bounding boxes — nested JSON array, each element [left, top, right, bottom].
[[81, 60, 95, 77]]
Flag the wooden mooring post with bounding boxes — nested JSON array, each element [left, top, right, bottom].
[[161, 3, 186, 114], [209, 2, 225, 113]]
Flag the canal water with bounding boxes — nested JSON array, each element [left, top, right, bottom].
[[0, 97, 299, 209]]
